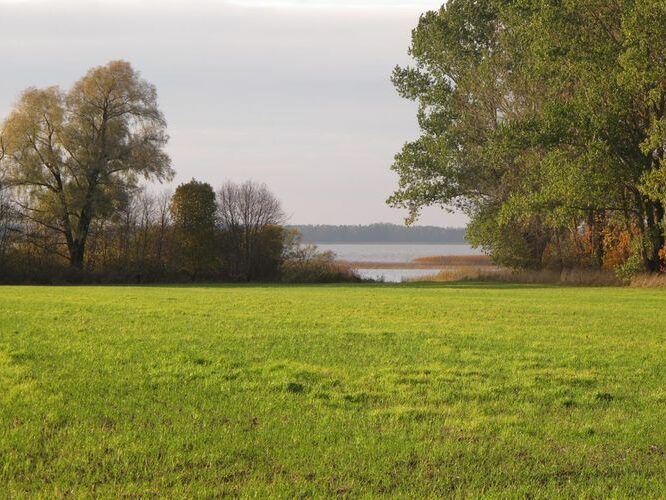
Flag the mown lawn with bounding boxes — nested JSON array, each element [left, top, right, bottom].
[[1, 283, 665, 497]]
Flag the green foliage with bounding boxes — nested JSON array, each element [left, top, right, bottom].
[[0, 61, 172, 268], [170, 180, 218, 278], [240, 224, 285, 281], [615, 254, 644, 283], [390, 0, 666, 271], [2, 284, 666, 495]]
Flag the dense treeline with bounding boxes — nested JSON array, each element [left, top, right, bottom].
[[290, 224, 467, 244], [0, 175, 337, 283], [391, 0, 666, 275], [0, 61, 354, 284]]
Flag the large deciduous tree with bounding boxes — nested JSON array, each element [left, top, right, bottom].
[[390, 0, 666, 272], [0, 60, 172, 269]]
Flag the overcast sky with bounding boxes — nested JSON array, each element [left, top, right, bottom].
[[0, 0, 465, 226]]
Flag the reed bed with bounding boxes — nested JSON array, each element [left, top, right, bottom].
[[417, 267, 623, 286], [412, 255, 493, 266], [629, 273, 666, 288], [340, 254, 492, 270]]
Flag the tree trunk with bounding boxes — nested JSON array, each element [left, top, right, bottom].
[[587, 210, 604, 268], [645, 201, 665, 272], [69, 240, 86, 270], [67, 173, 98, 270], [632, 190, 653, 271]]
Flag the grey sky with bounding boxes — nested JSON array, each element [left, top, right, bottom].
[[0, 0, 465, 226]]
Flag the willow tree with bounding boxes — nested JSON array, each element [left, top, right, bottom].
[[0, 60, 172, 269]]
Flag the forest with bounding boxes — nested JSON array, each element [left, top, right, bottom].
[[390, 0, 666, 276]]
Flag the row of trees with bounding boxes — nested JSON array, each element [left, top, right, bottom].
[[170, 179, 288, 281], [0, 172, 294, 283], [391, 0, 666, 273], [0, 61, 330, 283]]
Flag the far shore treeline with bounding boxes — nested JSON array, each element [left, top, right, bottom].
[[289, 224, 467, 244], [0, 61, 355, 284]]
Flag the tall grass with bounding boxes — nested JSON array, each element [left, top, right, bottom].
[[281, 258, 360, 283], [417, 267, 623, 286], [412, 255, 492, 266], [629, 273, 666, 288]]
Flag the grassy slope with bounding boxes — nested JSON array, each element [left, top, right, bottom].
[[1, 283, 665, 497]]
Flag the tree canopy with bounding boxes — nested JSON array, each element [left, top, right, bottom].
[[170, 180, 218, 278], [0, 60, 172, 268], [390, 0, 666, 272]]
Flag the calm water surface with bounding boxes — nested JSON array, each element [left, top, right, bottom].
[[315, 243, 483, 283], [316, 243, 481, 262], [353, 268, 444, 282]]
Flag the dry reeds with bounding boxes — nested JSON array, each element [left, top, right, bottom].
[[416, 267, 623, 286], [412, 255, 493, 266], [340, 254, 492, 270], [629, 273, 666, 288]]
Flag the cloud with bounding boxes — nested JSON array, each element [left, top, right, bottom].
[[0, 0, 464, 226], [225, 0, 437, 9]]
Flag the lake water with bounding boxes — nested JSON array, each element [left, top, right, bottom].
[[316, 243, 481, 263], [315, 243, 483, 283], [353, 268, 445, 282]]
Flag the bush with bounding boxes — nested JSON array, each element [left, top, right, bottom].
[[614, 254, 644, 283], [280, 249, 360, 283]]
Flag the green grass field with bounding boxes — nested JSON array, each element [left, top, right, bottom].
[[1, 283, 665, 497]]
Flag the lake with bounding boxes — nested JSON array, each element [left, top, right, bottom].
[[351, 268, 446, 282], [316, 243, 482, 263], [315, 243, 483, 282]]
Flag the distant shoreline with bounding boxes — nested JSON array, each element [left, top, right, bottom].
[[289, 224, 468, 245], [307, 242, 472, 245], [339, 255, 492, 269]]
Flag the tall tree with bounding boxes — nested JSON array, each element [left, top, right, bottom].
[[170, 180, 218, 278], [0, 60, 172, 269], [217, 180, 285, 281], [388, 1, 547, 266], [390, 0, 666, 271]]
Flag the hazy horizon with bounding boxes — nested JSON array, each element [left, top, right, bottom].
[[0, 0, 467, 227]]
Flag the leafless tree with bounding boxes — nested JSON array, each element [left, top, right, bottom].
[[218, 180, 285, 229], [217, 180, 286, 280], [155, 189, 172, 263]]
